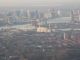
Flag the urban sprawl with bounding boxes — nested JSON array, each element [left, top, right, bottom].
[[0, 8, 80, 60]]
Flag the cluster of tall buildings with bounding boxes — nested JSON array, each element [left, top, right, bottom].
[[0, 8, 68, 22], [0, 8, 80, 32]]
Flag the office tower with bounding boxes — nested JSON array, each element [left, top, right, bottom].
[[27, 9, 31, 19], [71, 10, 80, 23]]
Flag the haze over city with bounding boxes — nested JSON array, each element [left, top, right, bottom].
[[0, 0, 80, 7], [0, 0, 80, 60]]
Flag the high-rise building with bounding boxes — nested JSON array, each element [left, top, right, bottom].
[[27, 9, 31, 19], [71, 10, 80, 23]]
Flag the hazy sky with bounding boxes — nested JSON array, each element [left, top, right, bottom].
[[0, 0, 80, 7]]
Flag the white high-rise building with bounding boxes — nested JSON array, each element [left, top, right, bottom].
[[57, 10, 61, 16], [27, 9, 31, 19]]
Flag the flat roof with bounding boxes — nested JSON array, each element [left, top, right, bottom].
[[47, 17, 71, 23]]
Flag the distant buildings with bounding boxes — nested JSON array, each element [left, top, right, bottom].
[[71, 10, 80, 23], [37, 27, 50, 32]]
